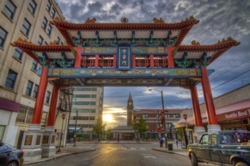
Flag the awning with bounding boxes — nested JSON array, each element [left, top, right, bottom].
[[175, 99, 250, 128]]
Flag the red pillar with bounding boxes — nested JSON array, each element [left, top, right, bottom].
[[150, 54, 154, 68], [95, 54, 99, 68], [113, 55, 116, 68], [167, 46, 175, 68], [46, 84, 59, 127], [74, 47, 82, 68], [190, 84, 203, 127], [201, 67, 218, 125], [132, 54, 136, 68], [31, 67, 48, 124]]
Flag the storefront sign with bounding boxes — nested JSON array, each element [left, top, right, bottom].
[[217, 109, 250, 121]]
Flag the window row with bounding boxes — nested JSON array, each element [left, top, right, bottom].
[[4, 70, 50, 102], [71, 109, 96, 113], [70, 116, 96, 120], [72, 102, 96, 105], [72, 88, 97, 91], [141, 114, 180, 119], [73, 94, 97, 98], [3, 0, 56, 21], [73, 124, 94, 128]]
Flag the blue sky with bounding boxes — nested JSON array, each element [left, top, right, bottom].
[[56, 0, 250, 128]]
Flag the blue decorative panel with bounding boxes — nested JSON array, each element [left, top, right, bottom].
[[117, 44, 131, 70]]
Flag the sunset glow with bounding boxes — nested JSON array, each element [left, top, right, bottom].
[[103, 114, 116, 123]]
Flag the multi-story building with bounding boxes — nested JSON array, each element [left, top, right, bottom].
[[133, 109, 184, 139], [69, 87, 104, 135], [0, 0, 67, 146]]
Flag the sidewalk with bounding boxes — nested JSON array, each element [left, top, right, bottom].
[[24, 145, 96, 165], [152, 143, 188, 157]]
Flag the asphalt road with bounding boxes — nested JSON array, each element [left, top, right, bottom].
[[27, 143, 216, 166]]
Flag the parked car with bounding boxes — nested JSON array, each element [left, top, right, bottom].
[[187, 131, 250, 166], [0, 142, 24, 166]]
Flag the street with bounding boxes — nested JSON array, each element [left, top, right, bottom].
[[27, 142, 216, 166]]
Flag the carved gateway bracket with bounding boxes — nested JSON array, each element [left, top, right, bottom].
[[85, 17, 96, 24]]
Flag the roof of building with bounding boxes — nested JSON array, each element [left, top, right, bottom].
[[136, 109, 185, 112], [111, 126, 133, 130], [175, 99, 250, 127]]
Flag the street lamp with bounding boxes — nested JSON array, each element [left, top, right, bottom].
[[183, 113, 189, 147], [58, 113, 66, 152], [148, 88, 168, 148]]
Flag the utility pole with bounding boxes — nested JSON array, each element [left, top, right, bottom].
[[161, 90, 168, 148]]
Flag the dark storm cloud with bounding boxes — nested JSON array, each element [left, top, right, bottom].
[[56, 0, 250, 120]]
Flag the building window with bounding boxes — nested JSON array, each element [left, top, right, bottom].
[[0, 27, 8, 47], [51, 8, 56, 18], [72, 88, 98, 91], [28, 0, 37, 14], [142, 114, 148, 119], [13, 48, 23, 60], [3, 0, 16, 20], [72, 101, 96, 105], [33, 85, 38, 98], [45, 91, 51, 104], [46, 1, 51, 12], [21, 19, 31, 36], [73, 94, 97, 98], [165, 114, 170, 118], [5, 70, 17, 88], [42, 17, 48, 30], [0, 126, 6, 141], [58, 98, 62, 107], [57, 37, 60, 45], [71, 109, 96, 113], [173, 114, 180, 118], [47, 24, 52, 36], [31, 60, 38, 70], [38, 36, 43, 45], [44, 42, 48, 45], [61, 41, 63, 45], [26, 81, 33, 96], [90, 116, 95, 120]]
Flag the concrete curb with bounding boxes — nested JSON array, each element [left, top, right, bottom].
[[151, 148, 188, 157], [24, 148, 96, 165]]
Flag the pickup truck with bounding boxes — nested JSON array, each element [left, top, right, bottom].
[[187, 131, 250, 166]]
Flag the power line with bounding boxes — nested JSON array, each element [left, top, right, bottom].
[[211, 69, 250, 90], [210, 58, 250, 81]]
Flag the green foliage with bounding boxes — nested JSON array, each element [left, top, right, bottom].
[[175, 128, 183, 134], [134, 116, 148, 136], [92, 118, 106, 136]]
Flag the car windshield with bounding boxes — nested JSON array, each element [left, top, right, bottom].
[[221, 132, 250, 144]]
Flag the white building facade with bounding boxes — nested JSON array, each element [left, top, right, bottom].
[[69, 87, 103, 133]]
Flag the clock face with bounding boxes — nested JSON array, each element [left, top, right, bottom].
[[129, 102, 132, 105]]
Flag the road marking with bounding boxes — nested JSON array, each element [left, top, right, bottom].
[[98, 148, 149, 151], [141, 154, 157, 159]]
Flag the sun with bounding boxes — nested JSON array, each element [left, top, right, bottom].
[[103, 114, 116, 122]]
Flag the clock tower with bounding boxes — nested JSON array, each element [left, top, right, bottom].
[[127, 92, 134, 126]]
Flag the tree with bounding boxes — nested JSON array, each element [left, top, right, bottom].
[[134, 116, 148, 142], [92, 118, 106, 141]]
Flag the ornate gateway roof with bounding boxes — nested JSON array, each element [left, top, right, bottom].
[[51, 16, 199, 47]]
